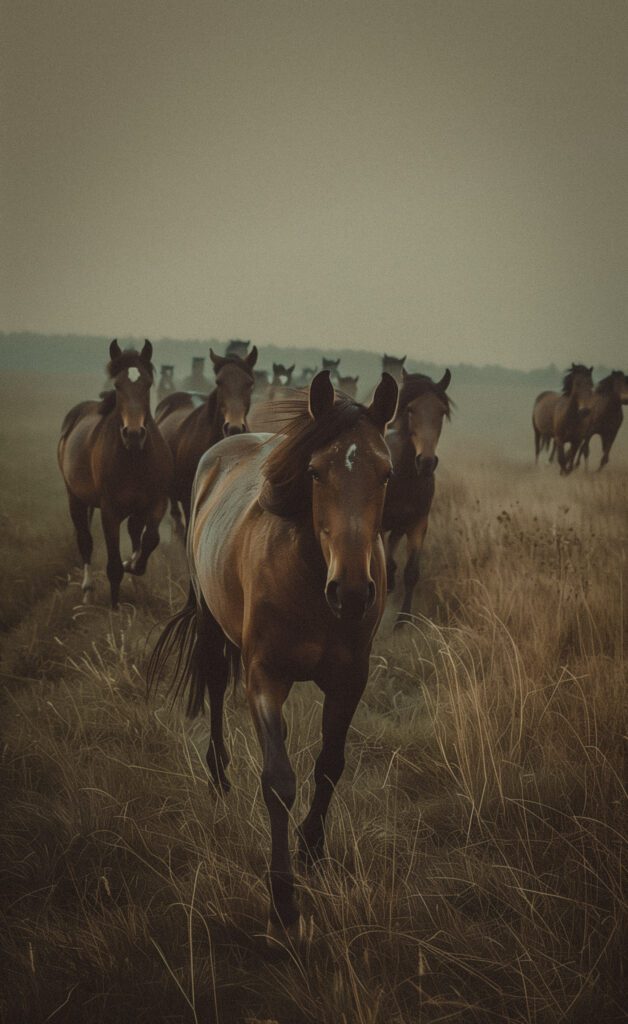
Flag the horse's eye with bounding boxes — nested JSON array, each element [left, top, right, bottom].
[[307, 466, 320, 481]]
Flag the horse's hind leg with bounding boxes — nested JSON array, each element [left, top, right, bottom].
[[192, 603, 231, 792], [534, 427, 541, 464], [385, 528, 403, 593], [549, 440, 557, 463], [68, 493, 94, 603], [170, 496, 185, 541]]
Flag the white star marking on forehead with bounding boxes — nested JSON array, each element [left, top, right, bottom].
[[345, 443, 358, 471], [127, 366, 141, 383]]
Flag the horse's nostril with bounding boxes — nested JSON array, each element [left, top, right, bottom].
[[325, 580, 342, 615]]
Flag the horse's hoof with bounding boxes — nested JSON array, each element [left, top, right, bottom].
[[265, 913, 305, 950]]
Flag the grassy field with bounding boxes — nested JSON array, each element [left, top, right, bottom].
[[0, 374, 625, 1023]]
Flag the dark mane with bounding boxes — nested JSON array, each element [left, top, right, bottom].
[[561, 363, 591, 395], [155, 391, 195, 418], [106, 348, 154, 381], [595, 371, 624, 395], [219, 354, 255, 380], [97, 390, 117, 415], [397, 373, 452, 418], [259, 394, 369, 518]]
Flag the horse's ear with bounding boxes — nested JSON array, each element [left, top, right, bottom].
[[401, 366, 408, 381], [438, 368, 451, 391], [210, 348, 225, 371], [246, 345, 258, 368], [109, 339, 121, 361], [401, 355, 407, 364], [308, 370, 335, 419], [272, 362, 279, 373], [368, 372, 398, 432], [354, 375, 359, 383], [288, 363, 295, 375], [589, 366, 593, 374], [140, 339, 153, 364]]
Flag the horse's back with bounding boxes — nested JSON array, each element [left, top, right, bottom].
[[155, 391, 195, 425], [58, 405, 103, 503]]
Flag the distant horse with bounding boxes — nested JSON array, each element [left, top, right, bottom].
[[147, 370, 398, 941], [156, 347, 258, 531], [383, 369, 451, 626], [182, 357, 211, 394], [294, 365, 319, 387], [382, 353, 407, 383], [337, 374, 359, 399], [157, 364, 177, 404], [58, 340, 173, 608], [272, 362, 295, 386], [322, 356, 341, 382], [226, 339, 251, 359], [552, 363, 594, 474], [575, 371, 628, 470]]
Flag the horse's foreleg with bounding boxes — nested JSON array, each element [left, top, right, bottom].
[[396, 516, 428, 627], [556, 441, 569, 475], [126, 499, 167, 576], [298, 675, 366, 867], [549, 440, 557, 463], [599, 430, 617, 470], [170, 496, 185, 542], [101, 505, 123, 609], [247, 667, 298, 942], [123, 513, 144, 572], [68, 493, 94, 603], [385, 528, 403, 593]]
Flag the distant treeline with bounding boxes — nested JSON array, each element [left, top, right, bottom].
[[0, 331, 612, 390]]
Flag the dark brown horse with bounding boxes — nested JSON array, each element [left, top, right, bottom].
[[156, 346, 258, 531], [147, 371, 398, 942], [322, 356, 341, 382], [532, 389, 560, 463], [58, 340, 173, 608], [552, 363, 594, 474], [575, 371, 628, 470], [271, 362, 295, 386], [337, 374, 359, 399], [383, 369, 451, 626]]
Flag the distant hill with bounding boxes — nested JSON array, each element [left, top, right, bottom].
[[0, 332, 612, 392]]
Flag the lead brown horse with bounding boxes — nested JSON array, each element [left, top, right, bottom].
[[552, 363, 594, 474], [156, 346, 258, 532], [147, 370, 398, 942], [58, 340, 173, 608], [383, 369, 452, 626], [575, 370, 628, 470]]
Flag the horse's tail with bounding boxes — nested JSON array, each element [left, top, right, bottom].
[[146, 584, 241, 718]]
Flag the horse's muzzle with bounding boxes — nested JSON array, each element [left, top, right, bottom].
[[120, 425, 147, 450], [415, 454, 438, 477], [223, 423, 246, 437], [325, 579, 376, 620]]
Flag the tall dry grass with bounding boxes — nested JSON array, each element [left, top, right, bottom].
[[0, 377, 625, 1023]]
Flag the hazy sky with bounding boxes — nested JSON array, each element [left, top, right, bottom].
[[2, 1, 626, 368]]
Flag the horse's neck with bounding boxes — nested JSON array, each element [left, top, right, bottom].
[[205, 387, 223, 433]]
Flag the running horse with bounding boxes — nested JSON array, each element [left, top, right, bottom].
[[383, 369, 452, 626], [551, 363, 594, 474], [155, 346, 258, 532], [147, 370, 398, 942], [575, 371, 628, 470], [58, 340, 173, 608], [532, 389, 561, 463]]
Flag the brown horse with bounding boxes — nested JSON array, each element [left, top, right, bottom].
[[322, 356, 341, 383], [156, 346, 258, 531], [532, 389, 561, 463], [271, 362, 295, 386], [58, 340, 173, 608], [147, 371, 398, 942], [383, 369, 451, 626], [575, 371, 628, 470], [382, 353, 407, 383], [552, 363, 594, 474]]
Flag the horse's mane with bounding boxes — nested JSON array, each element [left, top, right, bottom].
[[561, 363, 591, 395], [595, 371, 624, 395], [60, 401, 97, 440], [218, 354, 255, 379], [258, 394, 369, 518], [97, 390, 117, 415], [397, 373, 452, 418], [107, 348, 155, 381]]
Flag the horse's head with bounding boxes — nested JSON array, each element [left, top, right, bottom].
[[306, 373, 397, 620], [563, 363, 594, 410], [272, 362, 295, 386], [108, 339, 154, 451], [160, 364, 175, 383], [337, 375, 359, 399], [397, 369, 451, 477], [210, 346, 258, 435], [382, 353, 407, 383], [611, 371, 628, 403], [322, 357, 341, 380]]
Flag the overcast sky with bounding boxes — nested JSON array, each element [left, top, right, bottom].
[[2, 1, 626, 368]]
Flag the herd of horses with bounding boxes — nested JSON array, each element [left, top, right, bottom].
[[56, 340, 624, 943]]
